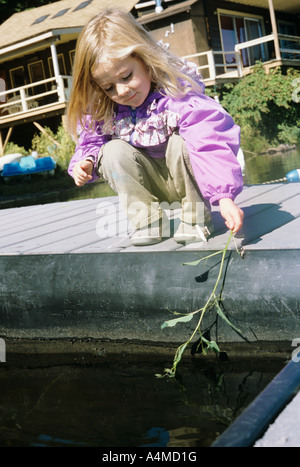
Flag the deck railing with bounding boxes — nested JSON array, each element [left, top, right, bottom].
[[184, 33, 300, 82], [0, 33, 299, 120], [0, 75, 72, 118], [183, 50, 239, 81], [235, 33, 300, 77]]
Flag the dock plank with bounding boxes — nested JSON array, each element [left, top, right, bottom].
[[237, 183, 300, 206], [241, 192, 300, 249], [0, 197, 118, 239], [0, 197, 112, 233], [0, 183, 299, 254], [246, 214, 300, 249], [234, 183, 290, 204], [0, 204, 101, 243]]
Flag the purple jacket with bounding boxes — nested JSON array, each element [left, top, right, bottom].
[[68, 90, 243, 206]]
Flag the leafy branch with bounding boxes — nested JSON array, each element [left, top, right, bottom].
[[156, 231, 244, 379]]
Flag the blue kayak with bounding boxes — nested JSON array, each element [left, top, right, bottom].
[[1, 155, 56, 177]]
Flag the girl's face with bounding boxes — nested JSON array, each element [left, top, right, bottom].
[[93, 55, 152, 108]]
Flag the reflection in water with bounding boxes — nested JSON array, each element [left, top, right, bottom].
[[52, 148, 300, 208], [74, 148, 300, 201], [243, 147, 300, 185], [0, 351, 285, 447], [1, 148, 299, 210]]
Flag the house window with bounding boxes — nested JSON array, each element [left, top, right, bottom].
[[69, 50, 76, 69], [48, 54, 66, 76], [32, 15, 50, 25], [73, 1, 92, 12], [10, 66, 25, 89], [28, 60, 47, 96], [218, 12, 266, 68], [53, 8, 70, 18], [278, 20, 300, 59], [28, 60, 45, 83]]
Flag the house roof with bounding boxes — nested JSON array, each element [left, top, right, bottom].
[[226, 0, 300, 14], [0, 0, 298, 61], [0, 0, 139, 52]]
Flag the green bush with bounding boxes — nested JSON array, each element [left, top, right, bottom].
[[31, 125, 75, 171], [4, 142, 27, 156], [219, 63, 300, 153]]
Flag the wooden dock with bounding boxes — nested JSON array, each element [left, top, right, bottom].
[[0, 182, 299, 344]]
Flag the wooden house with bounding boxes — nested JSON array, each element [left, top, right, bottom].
[[0, 0, 299, 151]]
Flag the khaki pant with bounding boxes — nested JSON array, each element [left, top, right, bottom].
[[97, 134, 211, 230]]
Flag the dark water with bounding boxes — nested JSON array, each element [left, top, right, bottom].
[[243, 147, 300, 185], [0, 348, 286, 448], [1, 148, 299, 209], [62, 147, 300, 202], [57, 146, 300, 201], [49, 147, 300, 202]]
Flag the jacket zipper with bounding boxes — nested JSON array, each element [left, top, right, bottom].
[[129, 107, 137, 125]]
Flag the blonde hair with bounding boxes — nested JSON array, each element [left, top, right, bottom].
[[67, 7, 203, 137]]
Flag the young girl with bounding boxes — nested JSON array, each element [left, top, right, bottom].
[[67, 8, 244, 246]]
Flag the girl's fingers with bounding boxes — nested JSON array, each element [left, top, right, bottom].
[[220, 199, 244, 234], [73, 161, 93, 186], [230, 210, 244, 233]]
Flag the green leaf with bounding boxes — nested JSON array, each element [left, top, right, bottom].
[[215, 303, 242, 334], [182, 258, 202, 266], [182, 250, 222, 266], [174, 341, 189, 363], [161, 313, 194, 329], [201, 335, 220, 354], [157, 230, 245, 378]]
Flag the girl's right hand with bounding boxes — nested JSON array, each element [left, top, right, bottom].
[[219, 198, 244, 234], [73, 159, 93, 186]]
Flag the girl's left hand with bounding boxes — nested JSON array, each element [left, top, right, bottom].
[[219, 198, 244, 234]]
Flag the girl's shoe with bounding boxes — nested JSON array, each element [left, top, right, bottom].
[[174, 222, 211, 244], [130, 221, 162, 246]]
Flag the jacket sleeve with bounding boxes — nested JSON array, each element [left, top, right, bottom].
[[68, 119, 111, 183], [166, 93, 243, 205]]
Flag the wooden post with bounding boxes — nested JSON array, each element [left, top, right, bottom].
[[207, 50, 216, 80], [50, 42, 60, 78], [0, 130, 3, 157], [268, 0, 281, 60], [19, 88, 28, 112], [33, 121, 61, 147], [0, 127, 11, 156], [61, 114, 68, 131], [3, 127, 13, 153], [56, 75, 66, 103], [50, 42, 65, 103]]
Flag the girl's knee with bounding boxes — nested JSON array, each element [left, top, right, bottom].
[[101, 139, 136, 167], [104, 139, 130, 151]]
